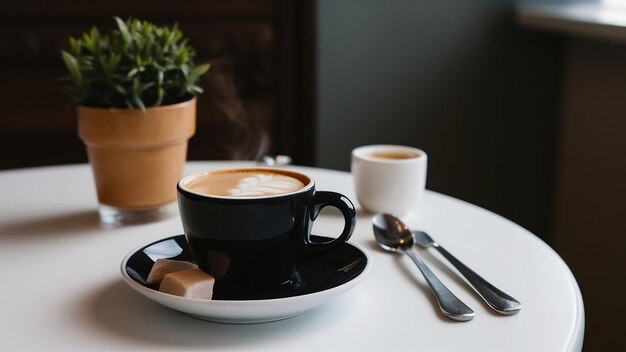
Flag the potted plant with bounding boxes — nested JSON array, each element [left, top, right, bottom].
[[60, 17, 210, 226]]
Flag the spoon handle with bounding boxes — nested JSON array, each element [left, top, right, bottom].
[[434, 245, 522, 315], [402, 249, 474, 321]]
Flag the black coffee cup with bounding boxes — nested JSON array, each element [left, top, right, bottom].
[[177, 167, 356, 294]]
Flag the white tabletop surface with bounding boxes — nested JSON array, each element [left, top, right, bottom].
[[0, 161, 584, 351]]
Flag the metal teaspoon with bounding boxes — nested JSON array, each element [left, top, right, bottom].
[[412, 229, 522, 315], [372, 214, 475, 322]]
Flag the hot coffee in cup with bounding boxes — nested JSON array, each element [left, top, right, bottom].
[[183, 169, 307, 197], [177, 168, 356, 296]]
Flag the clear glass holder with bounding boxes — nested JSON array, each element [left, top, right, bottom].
[[98, 203, 177, 227]]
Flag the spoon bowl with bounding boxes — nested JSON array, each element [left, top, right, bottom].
[[412, 231, 436, 247], [372, 214, 413, 252]]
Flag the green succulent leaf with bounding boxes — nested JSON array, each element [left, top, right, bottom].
[[190, 63, 210, 81], [114, 16, 131, 47], [59, 16, 209, 109], [61, 51, 82, 85], [68, 37, 80, 56]]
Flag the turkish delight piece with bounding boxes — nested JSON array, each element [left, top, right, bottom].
[[147, 259, 198, 287], [159, 268, 215, 300]]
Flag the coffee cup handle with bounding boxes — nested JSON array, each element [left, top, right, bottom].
[[305, 191, 356, 255]]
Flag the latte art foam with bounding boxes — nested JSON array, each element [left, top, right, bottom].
[[229, 174, 304, 196], [182, 169, 309, 198]]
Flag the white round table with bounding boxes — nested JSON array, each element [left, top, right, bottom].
[[0, 161, 584, 351]]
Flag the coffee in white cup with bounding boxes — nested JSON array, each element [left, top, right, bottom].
[[351, 145, 427, 215]]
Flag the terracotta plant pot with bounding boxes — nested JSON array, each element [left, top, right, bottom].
[[78, 98, 196, 221]]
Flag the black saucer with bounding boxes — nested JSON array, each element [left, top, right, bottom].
[[125, 234, 368, 301]]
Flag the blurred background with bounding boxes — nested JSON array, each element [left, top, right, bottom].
[[1, 0, 625, 349]]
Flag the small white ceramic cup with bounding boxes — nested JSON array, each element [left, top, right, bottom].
[[351, 145, 427, 215]]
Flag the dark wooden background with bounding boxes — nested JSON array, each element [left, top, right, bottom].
[[0, 0, 316, 170]]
